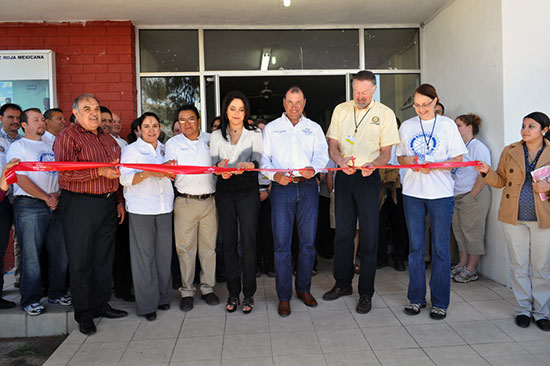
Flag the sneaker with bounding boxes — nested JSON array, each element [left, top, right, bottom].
[[454, 268, 479, 283], [48, 294, 72, 306], [450, 265, 464, 279], [23, 303, 45, 316]]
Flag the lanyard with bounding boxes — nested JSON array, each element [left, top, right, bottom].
[[465, 138, 475, 148], [419, 115, 437, 151], [353, 102, 374, 134]]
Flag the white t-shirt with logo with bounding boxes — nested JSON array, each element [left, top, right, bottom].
[[6, 138, 59, 197], [452, 138, 491, 195], [396, 115, 468, 199]]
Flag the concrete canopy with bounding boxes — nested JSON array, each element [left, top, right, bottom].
[[2, 0, 453, 26]]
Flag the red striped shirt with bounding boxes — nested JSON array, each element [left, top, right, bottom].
[[53, 123, 121, 197]]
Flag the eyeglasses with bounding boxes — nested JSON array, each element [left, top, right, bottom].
[[413, 99, 434, 110], [179, 117, 197, 124]]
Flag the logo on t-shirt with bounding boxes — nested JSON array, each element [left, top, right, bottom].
[[409, 133, 440, 161], [38, 151, 57, 176]]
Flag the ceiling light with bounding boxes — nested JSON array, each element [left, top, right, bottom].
[[283, 0, 291, 7]]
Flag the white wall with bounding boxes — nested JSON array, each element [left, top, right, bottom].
[[501, 0, 550, 144], [422, 0, 508, 284]]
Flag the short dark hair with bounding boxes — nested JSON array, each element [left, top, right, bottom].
[[210, 116, 221, 129], [220, 91, 255, 141], [436, 102, 445, 114], [524, 111, 550, 133], [456, 114, 482, 135], [137, 112, 160, 129], [73, 93, 100, 111], [20, 108, 42, 124], [352, 71, 377, 85], [69, 113, 76, 123], [176, 105, 199, 121], [0, 103, 23, 116], [285, 85, 304, 97], [415, 83, 438, 100], [127, 118, 141, 143], [44, 108, 63, 120], [100, 106, 112, 116]]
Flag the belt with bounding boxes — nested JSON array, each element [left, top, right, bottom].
[[289, 176, 310, 183], [15, 195, 42, 202], [179, 193, 214, 200], [70, 191, 115, 199]]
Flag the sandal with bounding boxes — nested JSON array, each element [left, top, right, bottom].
[[226, 297, 239, 313], [430, 307, 447, 320], [242, 297, 254, 314], [404, 303, 426, 316]]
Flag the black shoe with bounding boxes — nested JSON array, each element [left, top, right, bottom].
[[79, 320, 96, 335], [393, 261, 406, 272], [515, 315, 530, 328], [116, 294, 135, 302], [0, 297, 16, 309], [267, 271, 276, 278], [180, 296, 194, 311], [158, 304, 170, 311], [96, 305, 128, 319], [356, 296, 372, 314], [144, 312, 157, 321], [322, 285, 353, 301], [535, 318, 550, 331], [201, 293, 220, 306], [216, 274, 227, 283]]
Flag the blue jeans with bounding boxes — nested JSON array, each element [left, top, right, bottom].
[[403, 195, 454, 309], [271, 179, 318, 301], [14, 196, 67, 307]]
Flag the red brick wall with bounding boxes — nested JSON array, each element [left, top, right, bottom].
[[0, 21, 137, 138]]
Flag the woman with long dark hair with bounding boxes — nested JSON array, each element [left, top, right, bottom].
[[477, 112, 550, 331], [210, 91, 263, 314]]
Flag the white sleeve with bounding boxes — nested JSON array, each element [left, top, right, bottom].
[[261, 125, 276, 181], [251, 130, 263, 167], [164, 139, 177, 162], [311, 125, 329, 174], [6, 143, 29, 177], [119, 145, 138, 187]]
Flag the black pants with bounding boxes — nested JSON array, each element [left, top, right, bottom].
[[113, 217, 133, 297], [59, 190, 117, 322], [378, 187, 409, 264], [333, 171, 380, 297], [257, 196, 274, 273], [0, 198, 13, 293], [215, 189, 259, 299], [316, 195, 334, 258]]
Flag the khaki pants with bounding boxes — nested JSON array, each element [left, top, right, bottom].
[[502, 221, 550, 320], [174, 196, 217, 298], [452, 185, 491, 255]]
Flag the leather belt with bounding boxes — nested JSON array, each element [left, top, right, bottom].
[[179, 193, 214, 200]]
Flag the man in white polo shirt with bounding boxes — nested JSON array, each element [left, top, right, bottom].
[[262, 86, 329, 317], [7, 108, 70, 316], [165, 105, 219, 312]]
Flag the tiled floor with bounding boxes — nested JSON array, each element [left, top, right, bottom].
[[42, 258, 550, 366]]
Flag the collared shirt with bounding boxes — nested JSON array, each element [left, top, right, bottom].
[[119, 138, 174, 215], [6, 137, 59, 197], [111, 134, 128, 149], [326, 100, 400, 166], [262, 113, 329, 181], [0, 128, 22, 144], [53, 122, 122, 198], [42, 131, 56, 147], [0, 136, 9, 167], [165, 132, 215, 195]]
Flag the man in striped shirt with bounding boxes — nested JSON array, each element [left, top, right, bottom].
[[53, 93, 128, 336]]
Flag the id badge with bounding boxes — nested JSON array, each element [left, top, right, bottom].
[[345, 135, 355, 145], [424, 154, 435, 163]]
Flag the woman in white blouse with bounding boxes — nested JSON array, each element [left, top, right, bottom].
[[119, 112, 175, 321], [210, 91, 263, 314]]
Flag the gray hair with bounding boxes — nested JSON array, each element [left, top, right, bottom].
[[72, 93, 100, 111]]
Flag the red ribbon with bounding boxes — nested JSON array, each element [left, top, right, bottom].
[[5, 160, 481, 185]]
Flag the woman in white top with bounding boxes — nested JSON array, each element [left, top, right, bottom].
[[396, 84, 468, 320], [210, 91, 263, 314], [451, 114, 491, 283], [119, 112, 175, 321]]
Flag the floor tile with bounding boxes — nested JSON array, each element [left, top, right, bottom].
[[171, 336, 223, 362], [43, 342, 82, 366], [310, 310, 358, 330], [270, 330, 321, 356], [68, 341, 128, 365], [225, 311, 269, 335], [133, 315, 184, 340], [179, 316, 225, 338], [316, 328, 369, 353], [324, 350, 381, 366], [472, 342, 546, 366], [353, 307, 400, 328], [423, 345, 490, 366], [492, 318, 550, 342], [268, 310, 314, 333], [406, 323, 466, 347], [221, 333, 271, 360], [84, 320, 139, 343], [441, 301, 486, 323], [468, 299, 515, 320], [374, 348, 434, 366], [221, 358, 272, 366], [119, 339, 176, 365], [273, 353, 326, 366], [362, 325, 417, 350], [448, 320, 513, 344]]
